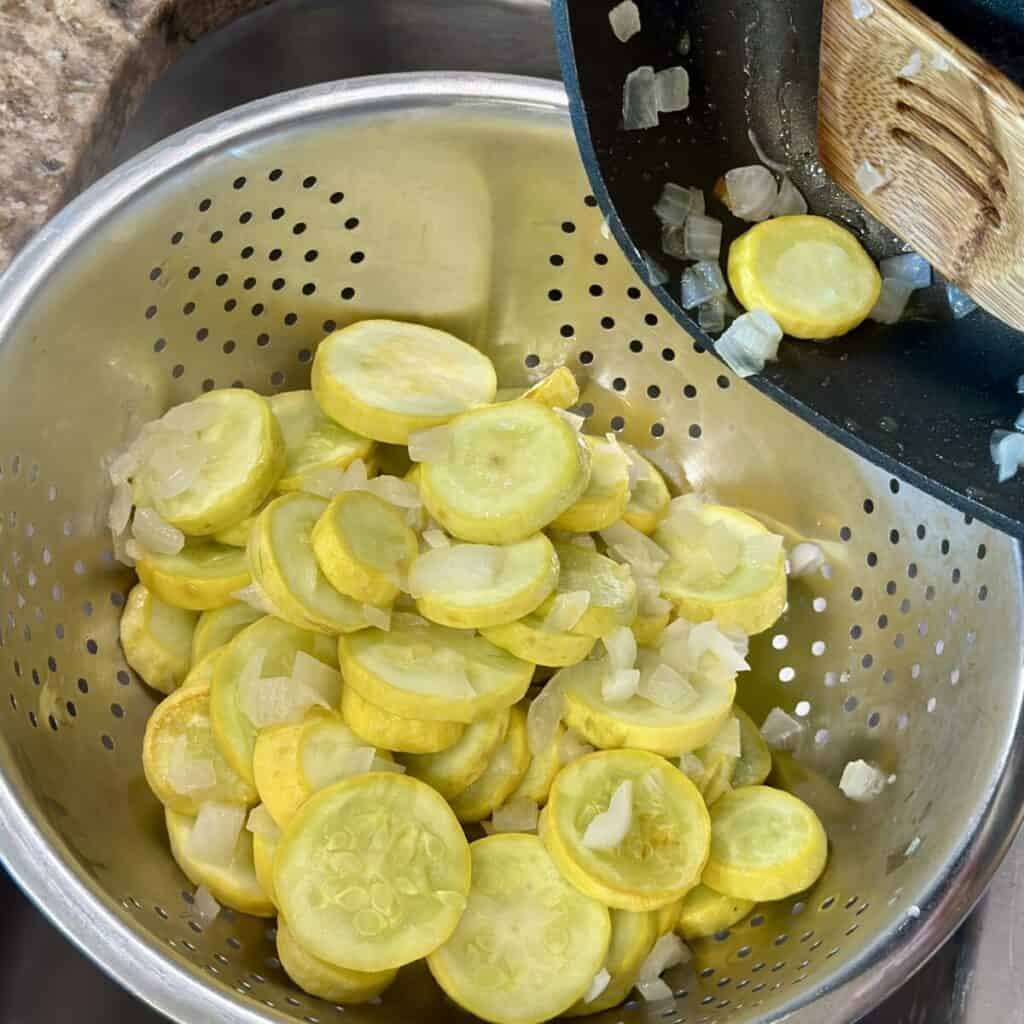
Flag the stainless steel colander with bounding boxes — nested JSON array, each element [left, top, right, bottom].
[[0, 74, 1022, 1024]]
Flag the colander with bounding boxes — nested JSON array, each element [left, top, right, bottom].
[[0, 73, 1022, 1024]]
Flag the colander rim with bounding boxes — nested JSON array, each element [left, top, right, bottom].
[[0, 69, 1022, 1024]]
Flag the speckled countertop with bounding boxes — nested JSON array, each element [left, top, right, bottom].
[[0, 0, 272, 269]]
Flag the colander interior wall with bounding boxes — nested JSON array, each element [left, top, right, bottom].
[[0, 77, 1021, 1024]]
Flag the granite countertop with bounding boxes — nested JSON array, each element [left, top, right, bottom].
[[0, 0, 272, 269]]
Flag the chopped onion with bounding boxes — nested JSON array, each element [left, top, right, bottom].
[[106, 447, 139, 487], [698, 297, 726, 335], [584, 968, 612, 1004], [771, 176, 808, 218], [680, 260, 728, 310], [661, 224, 687, 261], [854, 159, 888, 195], [245, 804, 281, 839], [409, 544, 503, 599], [291, 651, 342, 706], [636, 933, 691, 1002], [683, 214, 723, 260], [715, 310, 783, 378], [643, 251, 670, 286], [706, 716, 741, 758], [653, 183, 694, 227], [407, 425, 452, 463], [623, 66, 659, 130], [366, 474, 421, 509], [636, 576, 672, 617], [931, 50, 950, 71], [527, 679, 565, 756], [761, 707, 804, 750], [688, 620, 750, 676], [788, 541, 825, 578], [638, 663, 698, 711], [608, 0, 641, 41], [231, 582, 279, 617], [839, 759, 888, 802], [679, 751, 706, 781], [899, 49, 923, 77], [490, 797, 540, 834], [654, 67, 690, 113], [124, 539, 147, 562], [600, 521, 669, 577], [558, 728, 595, 765], [604, 626, 638, 672], [869, 277, 915, 324], [132, 506, 185, 555], [541, 590, 591, 633], [991, 430, 1024, 483], [167, 735, 217, 795], [188, 802, 245, 867], [113, 530, 136, 568], [422, 528, 450, 549], [304, 743, 378, 792], [108, 481, 133, 537], [192, 885, 221, 923], [947, 284, 978, 319], [294, 467, 346, 497], [581, 780, 633, 849], [880, 253, 931, 290], [238, 671, 328, 729], [708, 521, 742, 575], [747, 128, 791, 173], [724, 166, 778, 222], [362, 604, 392, 631], [850, 0, 874, 19], [603, 667, 641, 703]]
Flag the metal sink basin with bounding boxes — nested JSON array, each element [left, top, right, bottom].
[[1, 1, 1008, 1021]]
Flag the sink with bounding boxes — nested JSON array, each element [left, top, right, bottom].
[[1, 1, 1002, 1021]]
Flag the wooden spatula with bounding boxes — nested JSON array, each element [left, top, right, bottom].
[[818, 0, 1024, 330]]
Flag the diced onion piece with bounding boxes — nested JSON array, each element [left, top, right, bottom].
[[527, 680, 565, 757], [304, 744, 380, 793], [584, 968, 612, 1004], [604, 626, 638, 672], [747, 128, 791, 173], [661, 224, 687, 261], [113, 530, 136, 567], [132, 506, 185, 555], [991, 430, 1024, 483], [839, 759, 888, 802], [870, 277, 915, 324], [600, 520, 669, 577], [855, 159, 888, 195], [554, 407, 585, 433], [706, 716, 741, 758], [636, 933, 691, 1002], [789, 541, 825, 578], [188, 802, 245, 867], [654, 67, 690, 113], [490, 797, 540, 834], [637, 576, 672, 617], [851, 0, 874, 19], [947, 284, 978, 319], [108, 481, 133, 537], [238, 671, 328, 730], [771, 176, 808, 217], [167, 735, 217, 795], [687, 620, 750, 676], [653, 183, 694, 227], [698, 297, 726, 335], [638, 663, 698, 711], [724, 166, 778, 222], [422, 528, 450, 549], [683, 214, 723, 260], [679, 751, 705, 781], [366, 474, 421, 509], [362, 604, 392, 631], [581, 780, 633, 849], [125, 539, 147, 562], [761, 707, 804, 750], [407, 425, 452, 464], [230, 582, 280, 617], [291, 651, 342, 706], [409, 544, 504, 599], [541, 590, 591, 633], [623, 66, 659, 130], [880, 253, 931, 290], [246, 804, 281, 839], [106, 447, 139, 487], [608, 0, 641, 42], [193, 885, 221, 923], [899, 49, 923, 77], [558, 728, 595, 765], [603, 667, 641, 703], [680, 260, 728, 310], [715, 310, 783, 378], [644, 251, 670, 286]]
